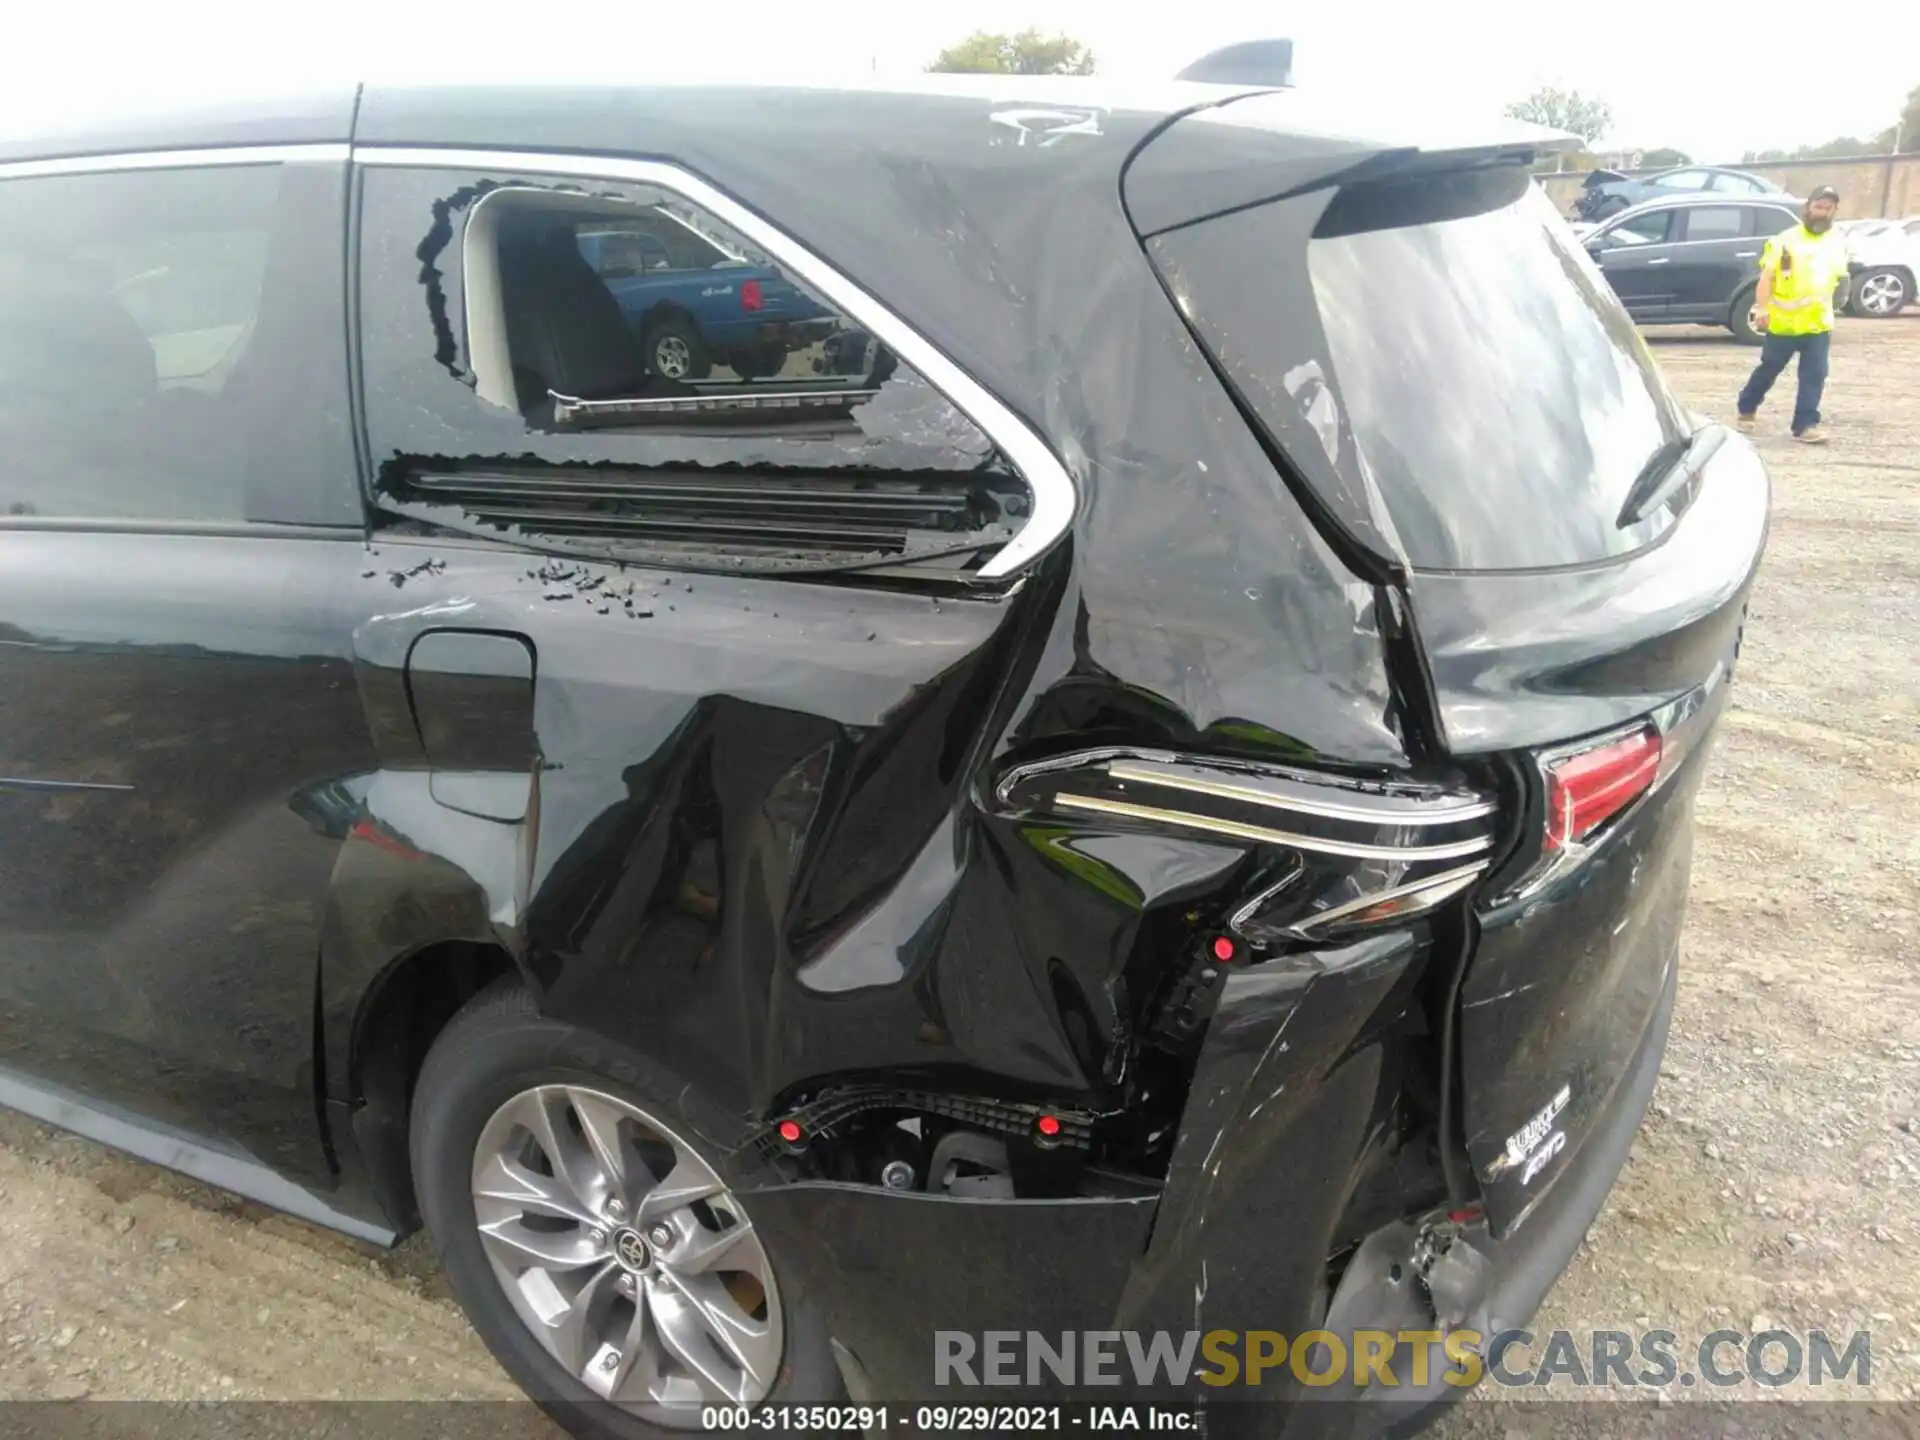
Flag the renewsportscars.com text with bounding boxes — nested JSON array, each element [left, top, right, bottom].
[[934, 1328, 1872, 1390]]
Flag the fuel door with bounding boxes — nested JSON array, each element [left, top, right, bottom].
[[405, 630, 537, 822]]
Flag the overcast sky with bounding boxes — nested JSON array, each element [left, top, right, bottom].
[[2, 0, 1913, 162]]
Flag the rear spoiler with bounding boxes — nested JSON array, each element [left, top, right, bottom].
[[1124, 91, 1582, 238]]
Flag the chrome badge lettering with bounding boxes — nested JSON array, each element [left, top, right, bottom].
[[1520, 1129, 1568, 1186], [1491, 1083, 1573, 1177]]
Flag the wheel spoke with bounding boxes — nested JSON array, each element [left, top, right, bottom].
[[636, 1157, 722, 1224], [649, 1277, 751, 1403], [669, 1216, 756, 1274], [478, 1215, 605, 1270], [473, 1152, 599, 1227], [567, 1088, 634, 1205], [587, 1282, 663, 1403], [496, 1088, 604, 1214], [660, 1269, 778, 1395], [541, 1260, 619, 1379]]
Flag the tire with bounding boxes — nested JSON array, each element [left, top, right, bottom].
[[641, 316, 711, 382], [1847, 266, 1911, 318], [410, 983, 841, 1439], [1728, 283, 1764, 345]]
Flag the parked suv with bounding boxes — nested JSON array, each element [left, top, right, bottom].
[[0, 82, 1767, 1436], [1583, 192, 1807, 341]]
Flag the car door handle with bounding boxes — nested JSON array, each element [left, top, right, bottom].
[[1647, 257, 1670, 265], [1735, 250, 1758, 257]]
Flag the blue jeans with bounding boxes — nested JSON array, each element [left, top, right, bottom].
[[1737, 330, 1830, 434]]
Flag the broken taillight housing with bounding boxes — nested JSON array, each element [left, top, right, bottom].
[[1543, 727, 1662, 850]]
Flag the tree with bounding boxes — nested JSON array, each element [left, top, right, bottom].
[[1746, 134, 1885, 163], [1639, 147, 1692, 169], [1891, 81, 1920, 152], [928, 28, 1096, 76], [1741, 82, 1919, 161], [1505, 87, 1613, 145]]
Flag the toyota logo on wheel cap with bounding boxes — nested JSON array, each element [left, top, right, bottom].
[[613, 1228, 651, 1272]]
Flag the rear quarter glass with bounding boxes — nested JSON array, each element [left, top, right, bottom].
[[1146, 167, 1695, 573]]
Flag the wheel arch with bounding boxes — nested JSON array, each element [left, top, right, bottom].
[[1728, 275, 1759, 320], [638, 298, 700, 336], [343, 938, 522, 1232]]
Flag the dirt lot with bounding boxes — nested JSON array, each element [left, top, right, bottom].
[[0, 318, 1916, 1426]]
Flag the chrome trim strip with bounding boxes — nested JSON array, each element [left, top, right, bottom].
[[1105, 760, 1497, 825], [1289, 862, 1487, 937], [1053, 793, 1495, 862], [1226, 861, 1305, 933], [0, 143, 349, 180], [352, 145, 1077, 580], [995, 744, 1494, 817], [0, 777, 133, 793], [549, 387, 881, 426]]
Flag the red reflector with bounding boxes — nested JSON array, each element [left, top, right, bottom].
[[1211, 935, 1236, 962], [740, 278, 764, 312], [1544, 729, 1661, 850], [776, 1119, 803, 1143], [1035, 1114, 1062, 1138]]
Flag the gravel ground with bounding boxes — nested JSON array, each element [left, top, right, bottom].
[[1443, 314, 1920, 1431], [0, 318, 1915, 1433]]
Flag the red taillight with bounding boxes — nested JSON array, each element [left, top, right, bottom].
[[1543, 728, 1662, 850], [740, 279, 764, 312]]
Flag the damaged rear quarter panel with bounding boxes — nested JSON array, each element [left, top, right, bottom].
[[327, 84, 1430, 1388]]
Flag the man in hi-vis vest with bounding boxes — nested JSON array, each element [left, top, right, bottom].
[[1735, 185, 1847, 445]]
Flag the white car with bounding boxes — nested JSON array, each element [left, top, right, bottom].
[[1843, 217, 1917, 317]]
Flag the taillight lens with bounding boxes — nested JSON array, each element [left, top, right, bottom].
[[1543, 728, 1662, 850], [740, 278, 764, 312]]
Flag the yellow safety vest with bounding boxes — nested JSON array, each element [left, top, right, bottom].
[[1761, 223, 1849, 336]]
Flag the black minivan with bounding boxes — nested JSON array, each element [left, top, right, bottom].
[[0, 79, 1766, 1436]]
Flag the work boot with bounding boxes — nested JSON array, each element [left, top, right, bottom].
[[1792, 426, 1829, 445], [1735, 413, 1756, 434]]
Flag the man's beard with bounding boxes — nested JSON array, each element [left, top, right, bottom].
[[1804, 213, 1834, 232]]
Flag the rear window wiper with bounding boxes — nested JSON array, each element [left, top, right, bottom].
[[1616, 423, 1727, 528]]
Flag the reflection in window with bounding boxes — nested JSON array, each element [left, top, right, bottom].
[[1309, 185, 1688, 571], [0, 164, 278, 521], [1612, 210, 1673, 246], [466, 188, 903, 430], [357, 171, 1023, 578], [1683, 207, 1744, 242]]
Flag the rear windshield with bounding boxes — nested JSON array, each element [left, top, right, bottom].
[[1148, 170, 1692, 573], [1307, 179, 1689, 571]]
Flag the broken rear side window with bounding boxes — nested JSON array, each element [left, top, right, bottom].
[[356, 167, 1024, 577]]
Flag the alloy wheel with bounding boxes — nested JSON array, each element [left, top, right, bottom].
[[471, 1085, 782, 1421], [653, 335, 693, 378], [1856, 272, 1907, 315]]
